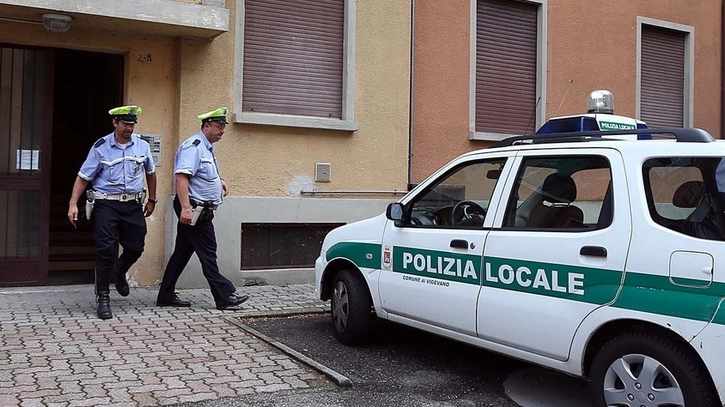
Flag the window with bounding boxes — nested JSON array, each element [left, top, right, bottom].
[[405, 158, 506, 228], [234, 0, 357, 131], [637, 18, 693, 127], [644, 157, 725, 240], [471, 0, 546, 141], [504, 156, 612, 230]]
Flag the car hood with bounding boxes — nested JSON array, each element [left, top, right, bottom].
[[321, 212, 388, 253]]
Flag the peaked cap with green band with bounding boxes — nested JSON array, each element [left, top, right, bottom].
[[109, 105, 142, 123], [198, 107, 228, 124]]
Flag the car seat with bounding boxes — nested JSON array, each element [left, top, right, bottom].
[[525, 173, 584, 228], [672, 180, 724, 239]]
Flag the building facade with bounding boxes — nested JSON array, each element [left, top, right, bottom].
[[0, 0, 412, 287], [411, 0, 722, 183]]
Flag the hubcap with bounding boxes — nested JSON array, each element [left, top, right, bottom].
[[332, 280, 349, 333], [602, 353, 684, 407]]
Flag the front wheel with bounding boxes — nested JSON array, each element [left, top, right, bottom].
[[331, 269, 373, 345], [589, 331, 719, 407]]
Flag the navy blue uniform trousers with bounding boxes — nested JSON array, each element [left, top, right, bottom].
[[92, 199, 146, 291], [157, 196, 235, 304]]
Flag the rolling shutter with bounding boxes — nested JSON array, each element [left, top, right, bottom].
[[640, 25, 685, 127], [476, 0, 538, 134], [242, 0, 344, 118]]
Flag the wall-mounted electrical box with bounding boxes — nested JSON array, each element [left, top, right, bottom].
[[315, 162, 331, 182], [140, 134, 162, 167]]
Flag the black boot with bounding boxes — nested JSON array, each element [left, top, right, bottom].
[[96, 290, 113, 320], [95, 267, 113, 320], [112, 260, 130, 297]]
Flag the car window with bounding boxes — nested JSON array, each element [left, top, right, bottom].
[[504, 155, 612, 230], [406, 158, 506, 228], [644, 157, 725, 240]]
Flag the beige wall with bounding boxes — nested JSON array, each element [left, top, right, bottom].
[[169, 0, 412, 286], [0, 0, 413, 287], [178, 0, 411, 198], [412, 0, 722, 183]]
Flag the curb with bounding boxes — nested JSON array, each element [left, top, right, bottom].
[[223, 315, 353, 388]]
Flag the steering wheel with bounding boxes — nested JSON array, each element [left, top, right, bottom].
[[450, 200, 487, 225]]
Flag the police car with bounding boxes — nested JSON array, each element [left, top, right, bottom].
[[314, 91, 725, 406]]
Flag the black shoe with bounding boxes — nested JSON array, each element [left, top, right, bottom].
[[113, 271, 129, 297], [216, 293, 249, 310], [156, 295, 191, 307], [97, 292, 113, 320]]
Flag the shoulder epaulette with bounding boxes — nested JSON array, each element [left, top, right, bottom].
[[192, 139, 201, 146], [94, 138, 105, 148]]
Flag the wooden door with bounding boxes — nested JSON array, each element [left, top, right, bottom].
[[0, 46, 53, 286]]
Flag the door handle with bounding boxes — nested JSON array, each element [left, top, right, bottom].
[[450, 239, 468, 249], [580, 246, 607, 257]]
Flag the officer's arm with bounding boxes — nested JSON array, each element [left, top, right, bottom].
[[146, 172, 157, 203], [175, 174, 192, 208], [142, 172, 158, 217], [68, 176, 89, 226], [175, 173, 194, 224]]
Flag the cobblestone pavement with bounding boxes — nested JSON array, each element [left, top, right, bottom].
[[0, 284, 332, 407]]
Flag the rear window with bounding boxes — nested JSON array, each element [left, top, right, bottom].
[[643, 157, 725, 240]]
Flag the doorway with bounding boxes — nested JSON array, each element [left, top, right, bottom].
[[48, 49, 124, 285], [0, 44, 123, 286]]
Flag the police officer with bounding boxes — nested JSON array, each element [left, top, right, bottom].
[[156, 107, 248, 310], [67, 106, 158, 320]]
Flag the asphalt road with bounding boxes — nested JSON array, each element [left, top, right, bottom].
[[173, 312, 591, 407]]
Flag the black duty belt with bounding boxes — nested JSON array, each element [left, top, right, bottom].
[[190, 198, 218, 210]]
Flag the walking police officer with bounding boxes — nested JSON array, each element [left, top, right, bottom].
[[67, 105, 158, 320], [156, 107, 248, 310]]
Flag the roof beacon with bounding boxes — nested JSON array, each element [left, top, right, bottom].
[[536, 90, 648, 139], [587, 90, 614, 114]]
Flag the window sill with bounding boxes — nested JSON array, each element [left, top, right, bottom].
[[469, 131, 517, 141], [234, 112, 358, 132]]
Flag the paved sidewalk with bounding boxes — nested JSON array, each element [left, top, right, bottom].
[[0, 284, 331, 407]]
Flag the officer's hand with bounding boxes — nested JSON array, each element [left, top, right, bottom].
[[68, 206, 78, 228], [144, 202, 155, 217], [221, 179, 229, 197], [180, 207, 193, 225]]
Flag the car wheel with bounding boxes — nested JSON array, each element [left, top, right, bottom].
[[331, 269, 372, 345], [589, 331, 718, 407]]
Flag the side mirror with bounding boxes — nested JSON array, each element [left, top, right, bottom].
[[386, 202, 404, 221], [487, 169, 501, 180]]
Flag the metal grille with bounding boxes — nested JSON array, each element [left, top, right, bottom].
[[640, 25, 685, 128], [241, 222, 345, 269], [242, 0, 344, 118], [476, 0, 538, 135]]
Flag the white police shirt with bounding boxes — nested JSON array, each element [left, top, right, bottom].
[[174, 131, 223, 206], [78, 133, 155, 195]]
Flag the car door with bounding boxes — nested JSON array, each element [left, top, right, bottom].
[[378, 155, 512, 336], [478, 148, 631, 361]]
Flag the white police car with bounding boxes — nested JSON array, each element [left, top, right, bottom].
[[315, 92, 725, 406]]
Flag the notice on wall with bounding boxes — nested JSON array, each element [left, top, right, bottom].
[[16, 149, 40, 171]]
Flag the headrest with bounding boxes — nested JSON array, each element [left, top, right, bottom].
[[672, 181, 704, 208], [541, 173, 577, 203]]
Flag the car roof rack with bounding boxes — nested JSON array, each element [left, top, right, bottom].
[[493, 127, 715, 148]]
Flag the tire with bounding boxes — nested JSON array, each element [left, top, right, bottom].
[[589, 331, 719, 407], [330, 269, 373, 345]]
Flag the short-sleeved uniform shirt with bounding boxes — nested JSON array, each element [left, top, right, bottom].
[[174, 131, 223, 205], [78, 133, 155, 195]]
